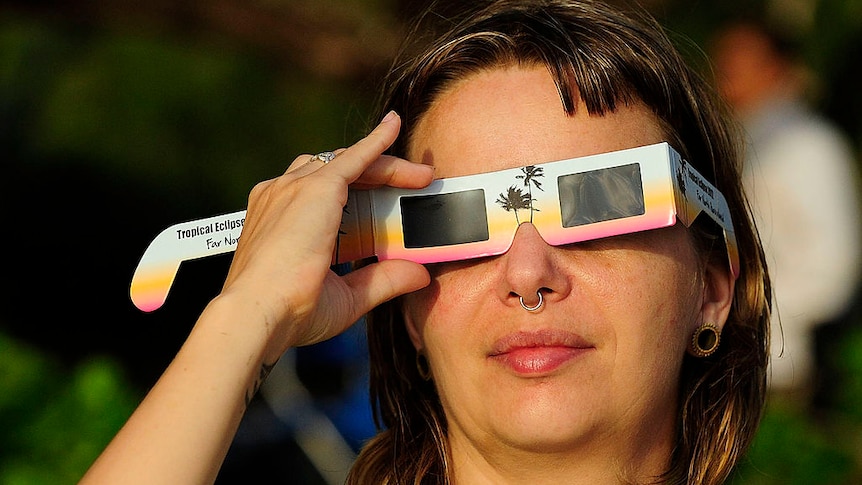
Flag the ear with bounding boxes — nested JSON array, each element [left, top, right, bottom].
[[401, 298, 426, 352], [698, 257, 736, 332]]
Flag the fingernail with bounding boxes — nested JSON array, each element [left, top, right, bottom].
[[381, 110, 398, 123]]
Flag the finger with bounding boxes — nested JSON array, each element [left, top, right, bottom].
[[284, 111, 400, 183], [284, 148, 347, 176], [283, 260, 430, 347], [349, 155, 435, 190], [340, 260, 431, 321], [319, 111, 403, 184]]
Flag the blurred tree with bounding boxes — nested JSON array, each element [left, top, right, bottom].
[[0, 332, 137, 484], [1, 0, 401, 386]]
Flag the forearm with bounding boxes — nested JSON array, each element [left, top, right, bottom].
[[80, 297, 279, 484], [79, 113, 429, 483]]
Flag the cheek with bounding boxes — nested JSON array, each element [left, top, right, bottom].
[[403, 271, 465, 345], [402, 280, 438, 349], [602, 281, 695, 399], [408, 261, 492, 313], [601, 247, 702, 360], [403, 263, 491, 349]]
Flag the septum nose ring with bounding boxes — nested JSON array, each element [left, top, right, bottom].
[[519, 290, 544, 312]]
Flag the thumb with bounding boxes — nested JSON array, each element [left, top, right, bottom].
[[341, 260, 431, 320]]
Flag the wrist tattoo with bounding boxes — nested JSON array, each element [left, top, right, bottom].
[[245, 361, 276, 407]]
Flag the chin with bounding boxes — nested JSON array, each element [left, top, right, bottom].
[[489, 391, 605, 450]]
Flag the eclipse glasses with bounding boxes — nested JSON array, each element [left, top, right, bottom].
[[130, 142, 739, 312]]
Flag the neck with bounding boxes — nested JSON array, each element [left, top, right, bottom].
[[447, 427, 674, 485]]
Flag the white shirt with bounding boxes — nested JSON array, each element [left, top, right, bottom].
[[742, 96, 861, 390]]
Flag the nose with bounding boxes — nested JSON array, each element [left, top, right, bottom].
[[497, 223, 571, 310]]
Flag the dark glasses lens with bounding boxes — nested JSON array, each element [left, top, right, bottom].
[[400, 189, 491, 248], [558, 163, 645, 227]]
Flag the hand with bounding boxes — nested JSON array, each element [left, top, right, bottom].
[[215, 112, 434, 361]]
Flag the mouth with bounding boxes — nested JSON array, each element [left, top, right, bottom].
[[488, 329, 594, 376]]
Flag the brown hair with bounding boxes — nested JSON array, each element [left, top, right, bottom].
[[347, 1, 770, 483]]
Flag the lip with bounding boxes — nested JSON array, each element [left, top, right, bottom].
[[488, 329, 594, 376]]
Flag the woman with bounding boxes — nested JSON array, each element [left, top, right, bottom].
[[82, 1, 770, 484]]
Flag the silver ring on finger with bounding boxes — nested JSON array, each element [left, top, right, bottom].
[[309, 151, 337, 164]]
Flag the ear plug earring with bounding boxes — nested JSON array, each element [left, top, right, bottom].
[[690, 323, 721, 358]]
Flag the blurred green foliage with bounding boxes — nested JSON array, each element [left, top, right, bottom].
[[0, 332, 137, 484], [732, 404, 857, 484], [731, 325, 862, 484], [1, 10, 374, 212]]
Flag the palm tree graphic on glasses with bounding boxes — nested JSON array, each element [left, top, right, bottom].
[[496, 165, 545, 224]]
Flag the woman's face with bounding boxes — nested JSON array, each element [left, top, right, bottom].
[[402, 66, 733, 474]]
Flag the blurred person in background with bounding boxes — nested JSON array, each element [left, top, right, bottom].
[[711, 18, 861, 399]]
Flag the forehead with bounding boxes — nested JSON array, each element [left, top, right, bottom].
[[408, 66, 665, 178]]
